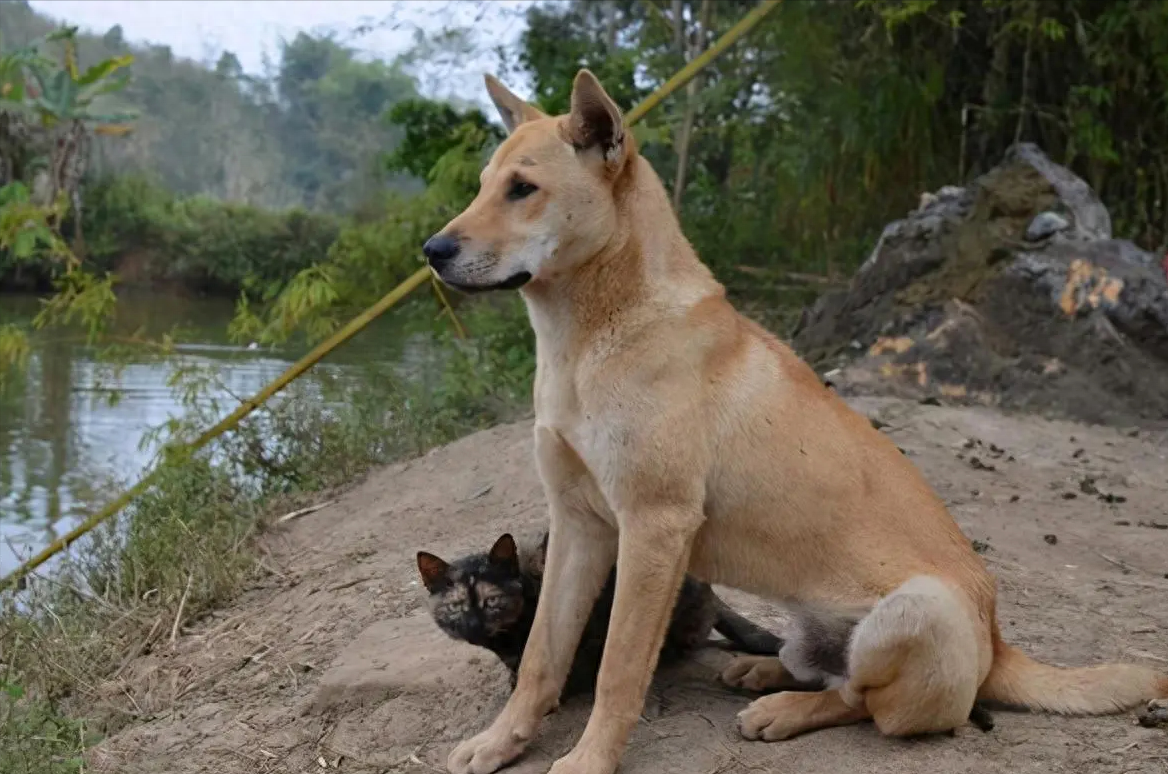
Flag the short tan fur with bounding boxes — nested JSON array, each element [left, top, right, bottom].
[[421, 70, 1168, 774]]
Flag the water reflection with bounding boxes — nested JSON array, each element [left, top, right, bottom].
[[0, 290, 412, 576]]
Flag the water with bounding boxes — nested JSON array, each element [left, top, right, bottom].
[[0, 290, 421, 577]]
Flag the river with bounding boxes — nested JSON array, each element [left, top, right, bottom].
[[0, 290, 422, 577]]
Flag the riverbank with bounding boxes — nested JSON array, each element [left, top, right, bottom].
[[85, 396, 1168, 774], [0, 289, 539, 773]]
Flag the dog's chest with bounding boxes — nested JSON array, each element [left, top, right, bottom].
[[532, 373, 625, 518]]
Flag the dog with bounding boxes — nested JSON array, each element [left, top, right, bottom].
[[423, 69, 1168, 774]]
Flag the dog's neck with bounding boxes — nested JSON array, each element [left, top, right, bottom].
[[519, 154, 722, 366]]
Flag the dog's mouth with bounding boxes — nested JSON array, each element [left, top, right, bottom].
[[439, 271, 533, 294]]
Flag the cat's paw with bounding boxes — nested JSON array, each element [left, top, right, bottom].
[[721, 655, 790, 692], [447, 724, 529, 774]]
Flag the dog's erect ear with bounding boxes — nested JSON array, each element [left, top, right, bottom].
[[488, 533, 519, 571], [566, 69, 626, 167], [484, 74, 546, 134], [416, 551, 449, 591]]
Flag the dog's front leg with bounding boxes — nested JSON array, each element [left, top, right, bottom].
[[548, 506, 702, 774], [447, 491, 616, 774]]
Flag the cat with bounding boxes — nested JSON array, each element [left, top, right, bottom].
[[416, 530, 787, 697], [779, 601, 996, 733]]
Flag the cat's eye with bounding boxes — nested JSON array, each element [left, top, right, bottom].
[[507, 178, 538, 201]]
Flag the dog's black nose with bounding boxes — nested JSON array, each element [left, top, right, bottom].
[[423, 234, 460, 269]]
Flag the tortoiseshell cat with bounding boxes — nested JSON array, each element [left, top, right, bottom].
[[416, 531, 784, 697]]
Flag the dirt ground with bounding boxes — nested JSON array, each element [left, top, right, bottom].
[[88, 396, 1168, 774]]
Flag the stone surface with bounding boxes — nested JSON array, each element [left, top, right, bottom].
[[793, 144, 1168, 426]]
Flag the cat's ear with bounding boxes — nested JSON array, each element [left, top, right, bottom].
[[529, 531, 549, 578], [416, 551, 449, 591], [488, 533, 519, 571]]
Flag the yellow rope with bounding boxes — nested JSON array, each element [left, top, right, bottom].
[[0, 0, 783, 593]]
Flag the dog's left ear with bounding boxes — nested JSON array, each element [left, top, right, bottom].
[[485, 74, 547, 134], [566, 69, 627, 170]]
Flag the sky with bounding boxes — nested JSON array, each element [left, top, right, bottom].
[[26, 0, 536, 106]]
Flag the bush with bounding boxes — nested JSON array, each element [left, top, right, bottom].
[[78, 175, 341, 293]]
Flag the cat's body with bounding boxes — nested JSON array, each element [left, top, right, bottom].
[[417, 532, 787, 697]]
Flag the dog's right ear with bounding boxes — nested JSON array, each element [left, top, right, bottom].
[[416, 551, 449, 592], [484, 74, 546, 134]]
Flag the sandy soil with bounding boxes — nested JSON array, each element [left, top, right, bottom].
[[88, 397, 1168, 774]]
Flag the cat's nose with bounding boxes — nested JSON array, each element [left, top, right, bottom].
[[463, 617, 485, 641]]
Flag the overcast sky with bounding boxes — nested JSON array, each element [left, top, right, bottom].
[[26, 0, 536, 106]]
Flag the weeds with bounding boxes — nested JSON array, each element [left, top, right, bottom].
[[0, 296, 537, 771]]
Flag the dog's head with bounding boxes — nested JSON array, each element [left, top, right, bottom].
[[422, 69, 633, 293]]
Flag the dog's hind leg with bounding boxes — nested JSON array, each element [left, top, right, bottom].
[[845, 575, 986, 737], [737, 689, 870, 741], [448, 433, 618, 774]]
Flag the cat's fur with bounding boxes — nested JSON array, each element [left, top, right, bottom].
[[416, 531, 789, 697]]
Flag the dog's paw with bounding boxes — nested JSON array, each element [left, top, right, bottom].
[[1137, 698, 1168, 728], [447, 725, 529, 774], [721, 656, 789, 693], [546, 746, 618, 774], [736, 693, 804, 742]]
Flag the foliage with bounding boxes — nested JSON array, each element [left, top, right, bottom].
[[0, 3, 422, 211], [79, 175, 341, 293], [16, 26, 136, 130], [384, 98, 505, 180], [502, 0, 1168, 287], [232, 107, 499, 347]]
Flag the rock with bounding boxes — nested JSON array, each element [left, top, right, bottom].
[[308, 612, 508, 716], [792, 144, 1168, 427], [1025, 211, 1069, 241]]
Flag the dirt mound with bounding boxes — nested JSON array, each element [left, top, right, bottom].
[[86, 400, 1168, 774], [793, 144, 1168, 427]]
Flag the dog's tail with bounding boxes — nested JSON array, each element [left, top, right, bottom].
[[978, 628, 1168, 714], [711, 596, 782, 655]]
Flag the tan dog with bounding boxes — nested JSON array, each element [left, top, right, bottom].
[[422, 70, 1168, 774]]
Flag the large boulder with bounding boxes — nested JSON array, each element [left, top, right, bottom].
[[792, 144, 1168, 426]]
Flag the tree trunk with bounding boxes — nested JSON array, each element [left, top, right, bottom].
[[603, 0, 618, 51], [977, 18, 1011, 171], [671, 0, 711, 212]]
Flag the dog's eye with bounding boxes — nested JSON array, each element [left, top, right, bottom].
[[507, 179, 538, 201]]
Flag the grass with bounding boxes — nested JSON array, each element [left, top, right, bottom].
[[0, 295, 536, 772]]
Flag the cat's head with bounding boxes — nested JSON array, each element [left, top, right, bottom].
[[416, 533, 528, 646]]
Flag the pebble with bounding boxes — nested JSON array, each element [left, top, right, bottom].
[[1026, 211, 1070, 241]]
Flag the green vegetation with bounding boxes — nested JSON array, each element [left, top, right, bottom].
[[6, 0, 1168, 769]]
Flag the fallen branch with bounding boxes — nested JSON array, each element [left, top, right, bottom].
[[170, 573, 192, 644], [276, 499, 335, 525]]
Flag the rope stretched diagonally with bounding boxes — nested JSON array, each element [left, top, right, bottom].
[[0, 0, 784, 594]]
